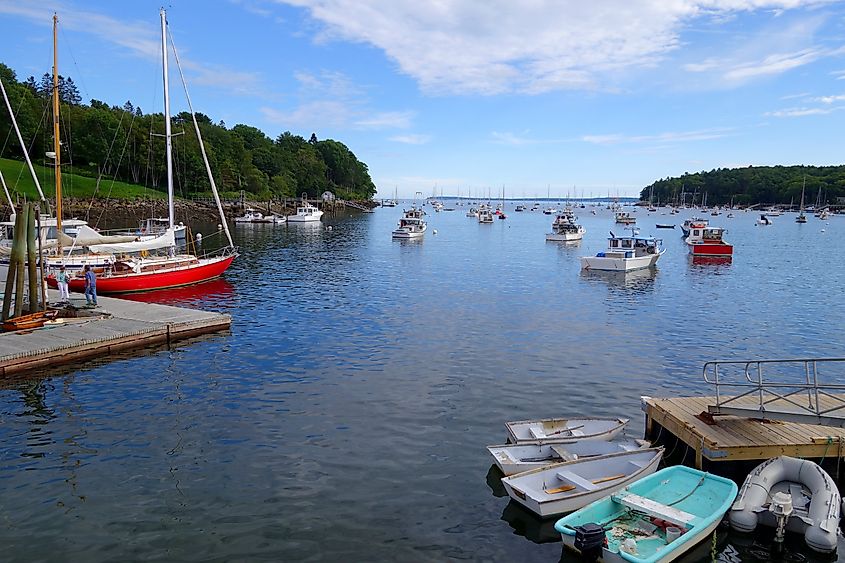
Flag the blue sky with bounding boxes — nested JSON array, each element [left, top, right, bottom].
[[1, 0, 845, 198]]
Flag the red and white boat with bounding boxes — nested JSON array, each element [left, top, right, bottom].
[[48, 9, 237, 294], [685, 221, 733, 257]]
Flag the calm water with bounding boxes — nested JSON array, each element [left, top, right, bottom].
[[1, 204, 843, 562]]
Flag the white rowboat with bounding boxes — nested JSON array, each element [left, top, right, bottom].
[[505, 416, 628, 444], [488, 439, 651, 476]]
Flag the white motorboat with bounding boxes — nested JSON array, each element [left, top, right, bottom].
[[756, 214, 773, 226], [505, 416, 628, 444], [546, 213, 585, 242], [392, 207, 427, 239], [580, 234, 665, 272], [234, 209, 274, 223], [680, 217, 707, 237], [765, 207, 783, 216], [614, 211, 636, 224], [287, 203, 324, 223], [488, 439, 651, 476], [543, 206, 558, 215], [478, 206, 494, 223], [466, 207, 478, 218], [729, 456, 840, 553], [515, 205, 526, 212], [501, 448, 664, 518]]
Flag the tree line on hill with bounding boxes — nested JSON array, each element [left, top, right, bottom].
[[0, 63, 376, 200], [640, 165, 845, 206]]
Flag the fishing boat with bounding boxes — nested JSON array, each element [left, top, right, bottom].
[[501, 448, 664, 518], [729, 456, 840, 553], [287, 201, 324, 223], [556, 465, 737, 562], [756, 214, 773, 226], [684, 222, 733, 257], [580, 234, 665, 272], [615, 211, 636, 224], [505, 417, 628, 444], [546, 213, 585, 242], [391, 207, 427, 239], [234, 209, 275, 223], [50, 9, 237, 293], [487, 439, 651, 476], [478, 206, 494, 224], [680, 217, 707, 237]]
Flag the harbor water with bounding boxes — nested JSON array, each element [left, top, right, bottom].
[[1, 204, 843, 561]]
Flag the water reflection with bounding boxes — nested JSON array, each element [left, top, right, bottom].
[[579, 267, 658, 292], [690, 255, 733, 267], [121, 278, 235, 308], [485, 464, 508, 498], [501, 500, 561, 545]]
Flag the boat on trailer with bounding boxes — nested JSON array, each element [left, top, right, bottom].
[[488, 439, 651, 476], [505, 416, 628, 444], [501, 448, 664, 518], [556, 465, 737, 562]]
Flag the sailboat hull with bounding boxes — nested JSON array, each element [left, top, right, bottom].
[[56, 255, 236, 294]]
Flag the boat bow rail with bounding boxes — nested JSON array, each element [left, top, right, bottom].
[[704, 358, 845, 427]]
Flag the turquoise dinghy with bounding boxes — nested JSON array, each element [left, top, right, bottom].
[[555, 466, 737, 563]]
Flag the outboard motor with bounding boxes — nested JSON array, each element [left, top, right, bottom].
[[574, 523, 606, 562]]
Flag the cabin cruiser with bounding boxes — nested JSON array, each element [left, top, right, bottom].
[[287, 203, 323, 223], [392, 207, 427, 239], [685, 222, 733, 257], [546, 213, 585, 242], [466, 207, 478, 218], [581, 234, 665, 272], [478, 206, 494, 223]]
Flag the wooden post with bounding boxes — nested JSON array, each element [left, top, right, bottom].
[[1, 207, 27, 319], [13, 204, 29, 318], [26, 202, 39, 313], [37, 208, 46, 310]]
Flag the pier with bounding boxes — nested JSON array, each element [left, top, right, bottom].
[[0, 292, 230, 377], [644, 358, 845, 478]]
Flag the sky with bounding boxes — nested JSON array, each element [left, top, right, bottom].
[[1, 0, 845, 199]]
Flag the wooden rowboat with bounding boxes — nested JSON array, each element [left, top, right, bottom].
[[2, 310, 58, 331]]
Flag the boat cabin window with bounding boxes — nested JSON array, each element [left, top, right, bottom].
[[693, 229, 700, 236], [609, 239, 619, 248], [621, 239, 632, 248]]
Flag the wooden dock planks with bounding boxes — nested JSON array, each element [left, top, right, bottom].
[[0, 293, 230, 377], [645, 395, 845, 468]]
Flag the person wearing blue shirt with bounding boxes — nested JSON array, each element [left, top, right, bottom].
[[83, 265, 97, 307]]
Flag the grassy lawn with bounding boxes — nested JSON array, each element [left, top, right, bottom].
[[0, 157, 166, 201]]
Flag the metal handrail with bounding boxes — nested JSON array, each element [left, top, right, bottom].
[[703, 358, 845, 419]]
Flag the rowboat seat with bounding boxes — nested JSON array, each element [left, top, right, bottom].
[[556, 470, 599, 491], [569, 429, 584, 437], [529, 428, 545, 439], [613, 492, 697, 527]]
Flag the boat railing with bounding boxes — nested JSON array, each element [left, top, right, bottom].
[[703, 358, 845, 425]]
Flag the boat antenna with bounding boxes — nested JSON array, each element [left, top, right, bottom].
[[167, 15, 234, 248]]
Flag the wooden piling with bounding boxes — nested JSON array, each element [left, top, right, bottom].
[[26, 203, 38, 313]]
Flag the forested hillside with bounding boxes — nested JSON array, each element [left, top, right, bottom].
[[641, 165, 845, 206], [0, 63, 376, 200]]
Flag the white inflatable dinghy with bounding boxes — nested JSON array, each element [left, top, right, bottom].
[[729, 455, 841, 553]]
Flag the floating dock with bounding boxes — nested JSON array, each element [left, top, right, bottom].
[[0, 293, 230, 377], [644, 395, 845, 471]]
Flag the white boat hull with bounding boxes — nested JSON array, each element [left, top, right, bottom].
[[506, 417, 628, 444], [580, 249, 664, 272], [392, 227, 426, 239], [546, 231, 584, 242], [501, 448, 663, 518], [287, 213, 323, 223], [488, 439, 650, 476]]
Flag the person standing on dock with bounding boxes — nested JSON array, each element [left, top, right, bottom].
[[56, 266, 70, 304], [83, 265, 97, 307]]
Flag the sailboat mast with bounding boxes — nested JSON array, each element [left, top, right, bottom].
[[161, 9, 175, 229], [52, 13, 62, 250]]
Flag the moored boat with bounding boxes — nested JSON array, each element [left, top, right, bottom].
[[488, 439, 651, 476], [234, 209, 274, 223], [392, 207, 427, 239], [615, 211, 636, 224], [287, 202, 324, 223], [556, 465, 737, 562], [685, 222, 733, 257], [580, 234, 664, 272], [501, 448, 664, 518], [680, 217, 707, 237], [757, 214, 773, 226], [546, 213, 585, 242], [729, 456, 840, 553], [506, 417, 628, 444], [478, 206, 494, 223]]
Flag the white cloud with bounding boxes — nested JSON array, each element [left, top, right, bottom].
[[765, 106, 835, 116], [582, 128, 734, 145], [277, 0, 830, 95], [490, 131, 537, 146], [355, 111, 415, 129], [261, 100, 355, 127], [388, 134, 431, 144], [816, 94, 845, 104], [723, 48, 821, 81]]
